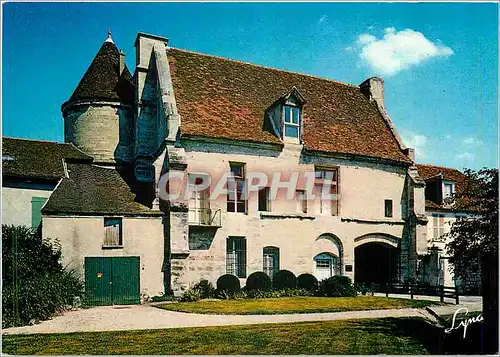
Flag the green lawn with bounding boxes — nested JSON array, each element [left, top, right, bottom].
[[158, 296, 438, 315], [3, 317, 444, 355]]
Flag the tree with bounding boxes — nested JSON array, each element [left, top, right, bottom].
[[445, 168, 498, 280], [445, 168, 498, 354], [2, 225, 83, 328]]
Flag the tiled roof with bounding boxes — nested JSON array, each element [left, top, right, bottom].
[[416, 164, 468, 211], [42, 163, 162, 216], [167, 48, 411, 164], [65, 41, 134, 106], [2, 137, 92, 181]]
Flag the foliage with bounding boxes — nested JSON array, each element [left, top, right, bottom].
[[245, 272, 272, 291], [272, 270, 297, 290], [297, 273, 318, 292], [216, 274, 241, 295], [191, 279, 216, 299], [150, 294, 177, 303], [180, 289, 201, 302], [2, 225, 83, 328], [445, 168, 498, 281], [319, 275, 357, 297], [354, 282, 370, 295], [245, 288, 313, 299]]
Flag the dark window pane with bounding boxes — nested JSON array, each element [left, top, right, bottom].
[[292, 107, 300, 124], [227, 201, 235, 212], [385, 200, 393, 217], [236, 201, 246, 213], [284, 106, 291, 123]]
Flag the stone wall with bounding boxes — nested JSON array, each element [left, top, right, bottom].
[[42, 215, 165, 298]]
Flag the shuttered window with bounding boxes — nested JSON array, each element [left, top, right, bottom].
[[104, 218, 122, 247], [432, 214, 445, 240], [31, 197, 47, 229], [226, 237, 246, 278], [263, 246, 280, 277]]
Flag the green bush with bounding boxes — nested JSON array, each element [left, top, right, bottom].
[[319, 275, 357, 297], [2, 225, 83, 328], [354, 282, 370, 295], [297, 273, 318, 292], [245, 288, 312, 299], [245, 272, 272, 291], [180, 289, 201, 302], [150, 294, 177, 302], [216, 274, 241, 294], [192, 279, 216, 299], [272, 270, 297, 290]]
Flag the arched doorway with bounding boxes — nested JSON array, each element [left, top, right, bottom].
[[354, 234, 401, 285], [314, 252, 339, 281]]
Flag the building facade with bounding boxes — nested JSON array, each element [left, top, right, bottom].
[[3, 31, 444, 302]]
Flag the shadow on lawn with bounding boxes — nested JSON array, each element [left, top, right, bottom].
[[351, 317, 486, 355]]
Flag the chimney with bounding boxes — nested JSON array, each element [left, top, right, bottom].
[[360, 77, 385, 107], [404, 148, 415, 162], [119, 49, 125, 74]]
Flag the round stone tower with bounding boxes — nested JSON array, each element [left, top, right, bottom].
[[62, 31, 135, 164]]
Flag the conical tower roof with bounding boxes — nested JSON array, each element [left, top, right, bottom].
[[65, 32, 134, 106]]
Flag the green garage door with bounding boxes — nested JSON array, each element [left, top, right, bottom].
[[85, 257, 140, 306]]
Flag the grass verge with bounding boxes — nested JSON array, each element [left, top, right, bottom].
[[157, 296, 439, 315], [3, 317, 442, 355]]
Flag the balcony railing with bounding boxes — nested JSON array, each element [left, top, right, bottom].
[[188, 208, 222, 227]]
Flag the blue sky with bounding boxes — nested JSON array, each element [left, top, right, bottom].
[[2, 2, 498, 170]]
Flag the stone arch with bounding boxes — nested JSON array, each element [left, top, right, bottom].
[[354, 233, 400, 249], [314, 233, 343, 275]]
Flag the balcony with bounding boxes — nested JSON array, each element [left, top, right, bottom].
[[188, 207, 222, 227]]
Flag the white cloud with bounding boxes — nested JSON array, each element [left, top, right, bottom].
[[353, 27, 454, 76], [318, 15, 327, 24], [455, 152, 475, 162], [445, 134, 453, 140], [401, 131, 428, 159], [462, 137, 483, 146]]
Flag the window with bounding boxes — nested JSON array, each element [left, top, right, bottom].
[[432, 214, 445, 240], [384, 199, 393, 217], [226, 237, 246, 278], [315, 167, 339, 216], [188, 174, 210, 225], [296, 190, 307, 213], [31, 197, 48, 229], [283, 105, 300, 138], [258, 187, 270, 212], [104, 218, 122, 247], [263, 246, 280, 277], [227, 162, 246, 213]]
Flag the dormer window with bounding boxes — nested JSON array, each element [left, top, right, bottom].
[[443, 182, 455, 199], [284, 105, 300, 138]]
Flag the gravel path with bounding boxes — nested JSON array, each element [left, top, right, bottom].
[[2, 298, 482, 335]]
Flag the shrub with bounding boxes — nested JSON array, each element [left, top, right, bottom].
[[192, 279, 216, 299], [272, 270, 297, 290], [180, 289, 201, 302], [319, 275, 357, 297], [297, 273, 318, 292], [216, 274, 241, 294], [150, 294, 177, 303], [354, 282, 370, 295], [246, 272, 272, 291], [2, 225, 83, 328]]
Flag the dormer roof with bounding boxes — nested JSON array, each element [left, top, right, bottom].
[[63, 37, 134, 109]]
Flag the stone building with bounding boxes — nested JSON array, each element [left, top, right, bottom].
[[2, 31, 440, 303]]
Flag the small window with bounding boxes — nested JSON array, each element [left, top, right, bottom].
[[226, 237, 246, 278], [384, 199, 393, 218], [443, 183, 454, 199], [227, 162, 246, 213], [31, 197, 48, 229], [263, 246, 280, 277], [284, 105, 300, 138], [315, 167, 339, 216], [104, 218, 122, 247], [296, 190, 307, 213], [258, 187, 270, 212]]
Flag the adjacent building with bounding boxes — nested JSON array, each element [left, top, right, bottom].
[[3, 31, 459, 304]]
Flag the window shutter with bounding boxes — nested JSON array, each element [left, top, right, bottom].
[[31, 197, 47, 229]]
